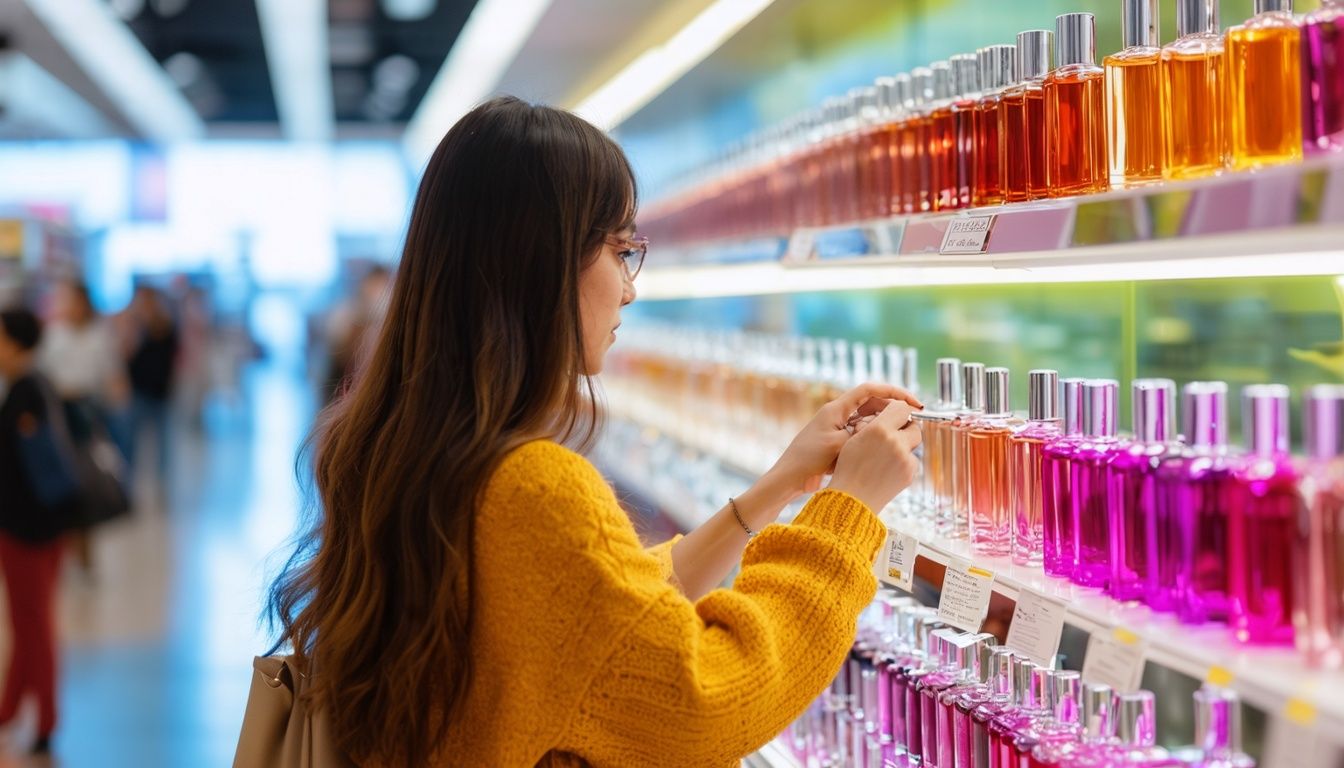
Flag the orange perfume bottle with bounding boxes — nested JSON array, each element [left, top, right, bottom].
[[873, 76, 900, 218], [973, 44, 1016, 207], [905, 67, 935, 213], [886, 73, 914, 215], [928, 61, 958, 211], [950, 53, 981, 209], [1162, 0, 1229, 179], [1045, 13, 1109, 197], [853, 85, 885, 221], [968, 368, 1020, 557], [1001, 29, 1054, 202], [1105, 0, 1164, 186], [948, 362, 987, 540], [1227, 0, 1304, 169]]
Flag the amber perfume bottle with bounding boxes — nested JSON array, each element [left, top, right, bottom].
[[906, 67, 936, 214], [874, 76, 902, 218], [854, 85, 886, 222], [949, 362, 987, 540], [950, 54, 981, 210], [1162, 0, 1229, 179], [914, 358, 963, 519], [1001, 30, 1055, 202], [968, 368, 1019, 557], [973, 45, 1016, 207], [1105, 0, 1164, 186], [1227, 0, 1304, 169], [886, 73, 915, 215], [928, 61, 958, 212], [1046, 13, 1108, 197]]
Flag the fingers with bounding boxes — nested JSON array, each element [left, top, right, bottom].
[[832, 382, 924, 419], [897, 417, 923, 450]]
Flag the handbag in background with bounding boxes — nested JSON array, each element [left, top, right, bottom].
[[234, 655, 355, 768]]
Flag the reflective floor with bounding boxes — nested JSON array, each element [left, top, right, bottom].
[[0, 362, 313, 767]]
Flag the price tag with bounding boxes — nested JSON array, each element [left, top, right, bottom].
[[1263, 699, 1334, 768], [938, 215, 997, 254], [786, 228, 817, 262], [1005, 588, 1069, 668], [1081, 627, 1146, 693], [937, 558, 994, 631], [876, 529, 920, 592], [1206, 665, 1235, 688]]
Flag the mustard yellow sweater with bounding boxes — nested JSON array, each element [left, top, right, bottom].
[[442, 439, 885, 767]]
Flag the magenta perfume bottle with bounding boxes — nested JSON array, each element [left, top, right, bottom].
[[1044, 378, 1087, 578], [1011, 671, 1082, 768], [934, 634, 998, 768], [1294, 385, 1344, 669], [1190, 687, 1255, 768], [949, 363, 988, 539], [1071, 379, 1123, 589], [904, 619, 953, 766], [1111, 691, 1184, 767], [969, 649, 1020, 768], [1302, 0, 1344, 153], [953, 646, 1016, 768], [1012, 370, 1062, 566], [970, 368, 1020, 556], [915, 358, 964, 520], [988, 661, 1050, 768], [886, 609, 943, 761], [1108, 379, 1182, 602], [1032, 682, 1116, 768], [917, 629, 967, 768], [1229, 385, 1301, 645]]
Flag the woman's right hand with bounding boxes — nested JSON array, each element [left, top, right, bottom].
[[827, 398, 923, 513]]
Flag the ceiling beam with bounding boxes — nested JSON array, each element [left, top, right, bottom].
[[255, 0, 335, 142]]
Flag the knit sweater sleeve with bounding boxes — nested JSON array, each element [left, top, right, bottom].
[[478, 440, 885, 767]]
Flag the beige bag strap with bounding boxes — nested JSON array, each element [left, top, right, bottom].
[[234, 655, 357, 768]]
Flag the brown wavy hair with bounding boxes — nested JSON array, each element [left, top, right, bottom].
[[267, 96, 636, 765]]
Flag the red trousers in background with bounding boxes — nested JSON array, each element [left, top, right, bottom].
[[0, 532, 63, 738]]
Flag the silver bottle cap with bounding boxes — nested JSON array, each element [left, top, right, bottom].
[[1013, 658, 1039, 707], [1194, 686, 1244, 753], [956, 632, 995, 674], [1030, 667, 1053, 712], [1083, 683, 1115, 740], [1029, 369, 1059, 421], [983, 645, 1015, 687], [1116, 691, 1158, 747], [1176, 0, 1220, 37], [931, 61, 953, 100], [1243, 384, 1290, 457], [1305, 384, 1344, 460], [1056, 13, 1098, 68], [951, 53, 980, 97], [1122, 0, 1160, 48], [855, 85, 880, 122], [893, 72, 915, 111], [869, 344, 885, 383], [985, 367, 1012, 416], [1052, 671, 1083, 723], [1132, 378, 1177, 443], [902, 348, 919, 394], [980, 44, 1017, 92], [1256, 0, 1292, 13], [1016, 29, 1055, 81], [937, 357, 962, 408], [875, 76, 898, 115], [1061, 377, 1087, 435], [911, 67, 935, 106], [1083, 379, 1119, 438], [1183, 381, 1229, 449], [962, 362, 987, 411]]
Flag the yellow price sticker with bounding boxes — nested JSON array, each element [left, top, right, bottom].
[[1112, 627, 1140, 646], [1284, 698, 1317, 727], [1206, 666, 1235, 688]]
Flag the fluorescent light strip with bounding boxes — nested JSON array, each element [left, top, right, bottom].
[[22, 0, 204, 141], [255, 0, 334, 142], [403, 0, 553, 167], [0, 52, 117, 138], [572, 0, 777, 131]]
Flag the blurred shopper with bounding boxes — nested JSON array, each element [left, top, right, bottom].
[[321, 265, 390, 404], [172, 280, 214, 430], [127, 286, 178, 493], [0, 309, 69, 755], [260, 98, 922, 767]]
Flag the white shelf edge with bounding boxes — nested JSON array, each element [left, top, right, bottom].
[[751, 737, 805, 768]]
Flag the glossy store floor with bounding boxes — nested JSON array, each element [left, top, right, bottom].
[[0, 363, 313, 767]]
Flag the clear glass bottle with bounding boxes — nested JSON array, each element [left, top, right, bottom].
[[969, 367, 1019, 556], [1012, 370, 1062, 567], [1302, 0, 1344, 154], [1108, 379, 1183, 602], [1044, 378, 1087, 579], [1106, 0, 1165, 186], [914, 358, 963, 520], [1109, 691, 1185, 767], [1163, 0, 1229, 179], [950, 53, 981, 210], [973, 45, 1016, 207], [1045, 13, 1109, 196], [1012, 671, 1082, 768], [950, 363, 988, 539], [1226, 0, 1304, 169], [1294, 385, 1344, 668], [1002, 30, 1055, 202], [1071, 379, 1123, 590], [1189, 687, 1255, 768], [1032, 682, 1116, 768]]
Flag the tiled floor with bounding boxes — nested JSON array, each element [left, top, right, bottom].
[[0, 362, 315, 767]]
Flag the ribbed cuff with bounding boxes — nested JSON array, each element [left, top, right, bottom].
[[791, 489, 885, 562]]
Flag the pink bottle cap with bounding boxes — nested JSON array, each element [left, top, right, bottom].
[[1242, 384, 1290, 457], [1304, 384, 1344, 460], [1132, 378, 1176, 443], [1061, 377, 1087, 435], [1182, 381, 1228, 449], [1082, 379, 1119, 438]]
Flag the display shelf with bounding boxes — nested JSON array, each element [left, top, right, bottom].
[[747, 738, 804, 768]]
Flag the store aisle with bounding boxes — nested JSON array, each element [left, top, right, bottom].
[[0, 362, 314, 768]]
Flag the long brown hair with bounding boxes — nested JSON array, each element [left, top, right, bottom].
[[268, 96, 636, 765]]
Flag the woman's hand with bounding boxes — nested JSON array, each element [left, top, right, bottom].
[[763, 382, 923, 502], [828, 396, 924, 513]]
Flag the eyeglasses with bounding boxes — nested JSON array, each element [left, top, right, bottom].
[[608, 235, 648, 281]]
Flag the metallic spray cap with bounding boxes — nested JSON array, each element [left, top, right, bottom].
[[1305, 384, 1344, 460], [887, 345, 906, 387], [958, 633, 997, 678], [985, 367, 1012, 416], [856, 86, 880, 124], [931, 61, 953, 100], [1029, 369, 1060, 421], [1082, 379, 1119, 438], [1016, 29, 1055, 81], [1243, 384, 1291, 457], [1013, 658, 1039, 707], [1051, 671, 1083, 724], [1061, 377, 1087, 435], [962, 362, 987, 411], [1256, 0, 1293, 14], [1056, 13, 1098, 68], [1122, 0, 1160, 48], [1030, 667, 1053, 712], [1176, 0, 1219, 37], [1183, 381, 1229, 449], [932, 628, 962, 664], [1083, 684, 1115, 740], [911, 67, 934, 106], [875, 76, 898, 116], [1194, 686, 1244, 754], [950, 53, 980, 97], [979, 45, 1017, 91], [1116, 691, 1158, 747], [893, 72, 915, 112], [915, 614, 948, 655], [869, 344, 885, 383], [937, 357, 963, 408], [1132, 378, 1177, 443], [902, 348, 919, 394], [986, 646, 1016, 691]]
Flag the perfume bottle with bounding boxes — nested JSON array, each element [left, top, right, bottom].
[[973, 45, 1016, 207], [1002, 30, 1055, 202], [932, 633, 998, 768], [885, 74, 915, 216], [883, 609, 943, 761], [952, 646, 1016, 768], [988, 663, 1051, 768], [903, 68, 934, 214], [1226, 0, 1304, 169], [859, 84, 890, 222], [874, 77, 901, 218], [929, 61, 959, 212], [918, 630, 970, 768], [1111, 691, 1184, 767], [1229, 385, 1301, 645], [1108, 379, 1183, 603], [904, 348, 921, 398], [914, 358, 964, 519], [1045, 13, 1109, 196], [1303, 0, 1344, 154], [1033, 682, 1116, 768], [1189, 687, 1255, 768], [1044, 378, 1087, 579], [1012, 370, 1062, 567], [1106, 0, 1165, 186], [1162, 0, 1229, 179], [969, 367, 1018, 556], [904, 617, 952, 766], [1294, 385, 1344, 668], [950, 363, 989, 539], [951, 53, 982, 209], [1071, 379, 1122, 590], [1012, 671, 1081, 768], [969, 650, 1020, 768]]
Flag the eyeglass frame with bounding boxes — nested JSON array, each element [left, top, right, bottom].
[[605, 234, 648, 281]]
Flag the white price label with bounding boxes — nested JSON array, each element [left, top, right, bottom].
[[1005, 588, 1069, 668], [937, 558, 994, 631], [1081, 627, 1146, 692], [876, 529, 920, 592], [938, 215, 997, 254], [786, 228, 817, 262], [1263, 699, 1335, 768]]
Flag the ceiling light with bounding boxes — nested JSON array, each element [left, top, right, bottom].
[[255, 0, 334, 141], [162, 51, 203, 87], [373, 54, 419, 94], [380, 0, 435, 22], [0, 51, 117, 138], [402, 0, 552, 166], [149, 0, 190, 18]]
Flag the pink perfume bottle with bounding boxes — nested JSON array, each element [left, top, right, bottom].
[[1229, 385, 1301, 645], [884, 609, 944, 762], [1294, 385, 1344, 668], [1189, 687, 1255, 768], [1032, 682, 1116, 768], [934, 634, 998, 768], [950, 363, 988, 539], [988, 662, 1051, 768], [1012, 370, 1062, 566], [1044, 378, 1088, 578], [1010, 670, 1082, 768], [917, 629, 968, 768], [1071, 379, 1123, 589], [1111, 691, 1184, 767], [1108, 379, 1182, 602], [1302, 0, 1344, 154], [915, 358, 964, 520], [969, 649, 1020, 768], [904, 619, 954, 767], [970, 368, 1019, 556], [952, 646, 1017, 768]]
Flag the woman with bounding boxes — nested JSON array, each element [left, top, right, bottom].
[[267, 96, 923, 767]]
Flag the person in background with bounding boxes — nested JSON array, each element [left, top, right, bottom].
[[127, 285, 178, 497], [321, 265, 390, 404], [0, 308, 69, 756]]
